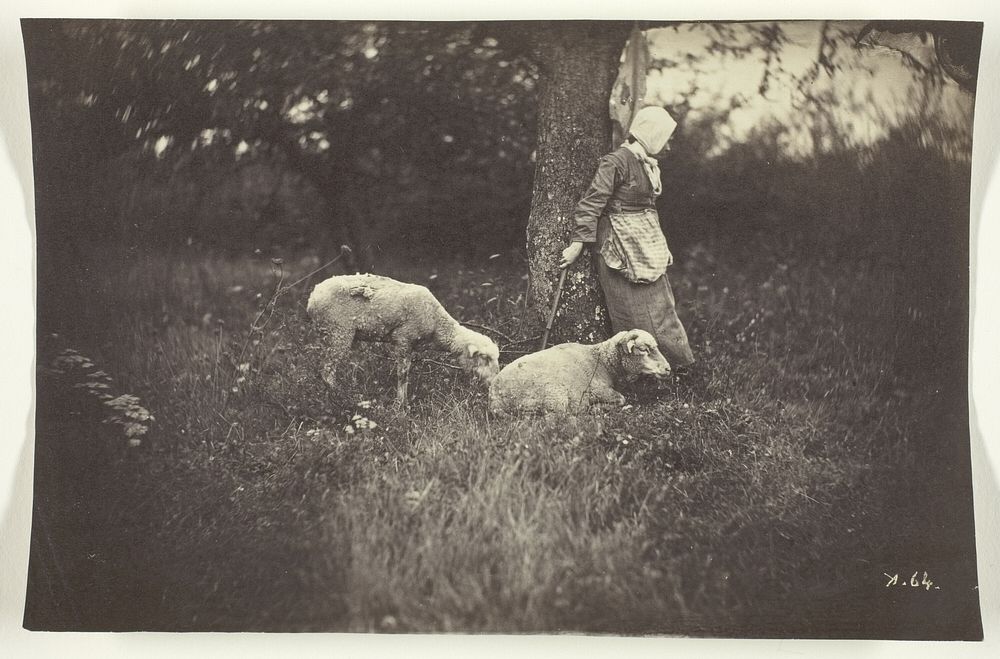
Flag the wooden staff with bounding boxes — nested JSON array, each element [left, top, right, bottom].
[[539, 267, 568, 351]]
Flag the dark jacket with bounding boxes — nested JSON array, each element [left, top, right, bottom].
[[572, 146, 659, 243]]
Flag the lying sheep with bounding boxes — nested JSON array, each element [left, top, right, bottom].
[[489, 329, 670, 415], [307, 273, 500, 406]]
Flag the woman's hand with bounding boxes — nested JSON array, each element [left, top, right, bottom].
[[560, 242, 584, 269]]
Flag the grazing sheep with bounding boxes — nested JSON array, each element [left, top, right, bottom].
[[489, 329, 670, 415], [306, 273, 500, 406]]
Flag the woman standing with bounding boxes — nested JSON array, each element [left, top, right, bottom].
[[559, 106, 695, 370]]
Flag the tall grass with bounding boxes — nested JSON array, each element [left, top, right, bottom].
[[27, 231, 971, 636]]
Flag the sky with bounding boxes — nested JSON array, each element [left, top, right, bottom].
[[642, 21, 976, 157]]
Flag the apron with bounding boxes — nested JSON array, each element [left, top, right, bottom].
[[599, 208, 673, 284], [595, 210, 695, 368]]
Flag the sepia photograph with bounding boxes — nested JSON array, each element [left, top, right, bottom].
[[12, 8, 988, 641]]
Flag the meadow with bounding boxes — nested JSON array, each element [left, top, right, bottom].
[[26, 233, 976, 636]]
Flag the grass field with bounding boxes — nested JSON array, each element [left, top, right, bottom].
[[25, 237, 978, 636]]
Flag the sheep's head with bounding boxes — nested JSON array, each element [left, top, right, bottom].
[[614, 329, 671, 381], [452, 326, 500, 382]]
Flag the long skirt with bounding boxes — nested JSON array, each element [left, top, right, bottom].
[[595, 214, 695, 368]]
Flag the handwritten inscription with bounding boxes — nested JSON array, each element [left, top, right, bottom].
[[884, 571, 940, 591]]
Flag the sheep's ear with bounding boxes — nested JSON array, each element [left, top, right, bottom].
[[468, 345, 479, 357], [623, 330, 647, 354]]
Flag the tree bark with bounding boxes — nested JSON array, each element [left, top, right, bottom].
[[525, 22, 630, 344]]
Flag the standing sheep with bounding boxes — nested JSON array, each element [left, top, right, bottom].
[[306, 274, 500, 406], [489, 329, 670, 415]]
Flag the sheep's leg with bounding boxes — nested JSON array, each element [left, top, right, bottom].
[[588, 385, 626, 408], [315, 326, 353, 398], [386, 330, 417, 409], [395, 352, 412, 409]]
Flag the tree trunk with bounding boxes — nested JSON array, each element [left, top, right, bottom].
[[525, 22, 630, 344]]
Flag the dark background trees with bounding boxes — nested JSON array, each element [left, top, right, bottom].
[[24, 21, 539, 263], [22, 17, 981, 413], [23, 19, 980, 341]]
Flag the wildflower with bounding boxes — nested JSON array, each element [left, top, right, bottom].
[[355, 418, 378, 430], [123, 422, 148, 438], [124, 408, 150, 422]]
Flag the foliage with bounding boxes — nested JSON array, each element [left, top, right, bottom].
[[24, 20, 539, 257], [23, 19, 976, 267]]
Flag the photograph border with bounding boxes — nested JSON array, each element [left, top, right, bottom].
[[2, 0, 998, 655]]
